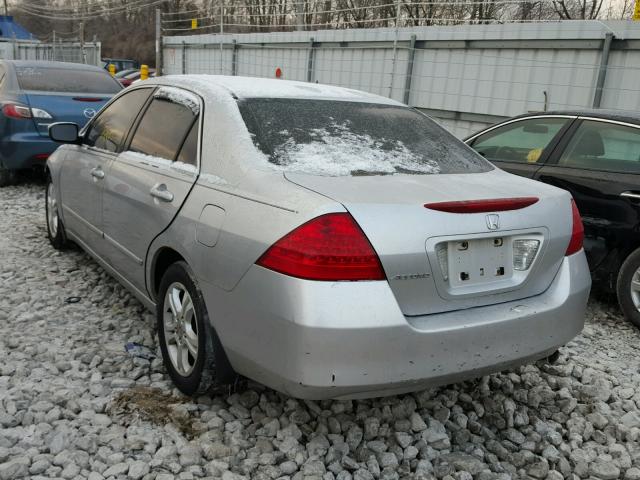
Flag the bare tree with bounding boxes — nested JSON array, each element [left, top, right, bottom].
[[552, 0, 605, 19]]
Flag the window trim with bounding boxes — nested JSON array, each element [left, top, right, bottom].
[[81, 85, 155, 155], [548, 118, 640, 174], [466, 115, 576, 166], [120, 85, 203, 173]]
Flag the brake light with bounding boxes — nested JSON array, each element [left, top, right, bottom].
[[256, 213, 386, 281], [73, 97, 104, 102], [425, 197, 539, 213], [565, 200, 584, 256], [2, 103, 32, 119]]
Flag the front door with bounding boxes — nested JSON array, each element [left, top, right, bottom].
[[101, 87, 201, 294], [59, 87, 153, 253]]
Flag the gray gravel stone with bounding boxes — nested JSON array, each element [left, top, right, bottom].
[[3, 184, 640, 480]]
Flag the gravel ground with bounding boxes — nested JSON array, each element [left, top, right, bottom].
[[2, 180, 640, 480]]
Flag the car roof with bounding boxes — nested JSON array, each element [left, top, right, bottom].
[[1, 60, 105, 72], [152, 74, 405, 106], [512, 109, 640, 125]]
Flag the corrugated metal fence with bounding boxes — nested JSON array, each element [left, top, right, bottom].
[[0, 40, 102, 66], [163, 20, 640, 137]]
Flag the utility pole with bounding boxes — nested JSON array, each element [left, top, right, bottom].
[[4, 0, 8, 16], [52, 30, 56, 61], [79, 22, 86, 64]]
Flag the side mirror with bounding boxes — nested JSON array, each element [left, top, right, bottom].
[[49, 122, 80, 144]]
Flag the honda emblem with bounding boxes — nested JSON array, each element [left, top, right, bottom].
[[486, 214, 500, 230]]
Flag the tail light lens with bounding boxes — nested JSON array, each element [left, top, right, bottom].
[[1, 103, 52, 120], [2, 103, 32, 119], [256, 213, 386, 281], [565, 200, 584, 256]]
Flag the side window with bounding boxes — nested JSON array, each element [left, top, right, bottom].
[[84, 88, 152, 153], [176, 121, 199, 166], [558, 120, 640, 173], [129, 96, 197, 161], [471, 118, 569, 164]]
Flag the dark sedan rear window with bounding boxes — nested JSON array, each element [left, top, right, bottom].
[[15, 66, 122, 94], [238, 98, 492, 176]]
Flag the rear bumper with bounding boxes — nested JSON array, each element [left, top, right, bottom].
[[202, 251, 591, 400], [1, 131, 58, 170]]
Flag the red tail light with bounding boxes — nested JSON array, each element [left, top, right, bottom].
[[565, 199, 584, 256], [73, 97, 104, 102], [256, 213, 386, 281], [424, 197, 539, 213], [2, 103, 32, 119]]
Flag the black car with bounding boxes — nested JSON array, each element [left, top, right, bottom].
[[465, 110, 640, 326]]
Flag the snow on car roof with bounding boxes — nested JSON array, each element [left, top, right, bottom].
[[153, 75, 404, 106]]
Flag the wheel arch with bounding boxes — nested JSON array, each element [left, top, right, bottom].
[[150, 246, 186, 302]]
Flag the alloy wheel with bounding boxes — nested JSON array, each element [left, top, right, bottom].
[[630, 267, 640, 312], [163, 282, 199, 376], [47, 181, 59, 238]]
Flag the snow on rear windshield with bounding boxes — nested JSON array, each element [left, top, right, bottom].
[[15, 66, 122, 94], [238, 98, 492, 176]]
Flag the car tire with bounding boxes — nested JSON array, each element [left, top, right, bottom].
[[45, 175, 69, 250], [616, 248, 640, 328], [0, 166, 17, 187], [157, 261, 233, 396]]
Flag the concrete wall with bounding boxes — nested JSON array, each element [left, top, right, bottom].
[[163, 21, 640, 137]]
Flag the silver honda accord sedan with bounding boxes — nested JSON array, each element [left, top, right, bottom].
[[45, 75, 591, 399]]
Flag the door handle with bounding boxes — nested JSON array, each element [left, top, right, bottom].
[[620, 191, 640, 201], [90, 167, 105, 179], [150, 184, 174, 202]]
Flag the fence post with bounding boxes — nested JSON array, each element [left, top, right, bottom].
[[181, 41, 187, 74], [592, 32, 613, 109], [232, 39, 238, 76], [156, 8, 163, 76], [219, 0, 224, 74], [403, 34, 416, 105], [79, 22, 86, 64], [306, 37, 315, 82]]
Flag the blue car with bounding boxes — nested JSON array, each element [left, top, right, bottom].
[[0, 60, 122, 186]]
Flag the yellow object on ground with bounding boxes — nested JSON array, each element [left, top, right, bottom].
[[191, 18, 198, 29], [140, 65, 149, 81], [108, 64, 116, 76], [635, 0, 640, 20]]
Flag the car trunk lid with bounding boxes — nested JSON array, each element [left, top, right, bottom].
[[286, 169, 573, 316], [24, 92, 111, 137]]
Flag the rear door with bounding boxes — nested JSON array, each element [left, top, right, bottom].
[[59, 87, 153, 252], [101, 86, 201, 293], [535, 118, 640, 273], [466, 116, 575, 178]]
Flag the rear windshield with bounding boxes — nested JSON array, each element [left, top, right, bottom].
[[238, 98, 492, 176], [15, 66, 122, 94]]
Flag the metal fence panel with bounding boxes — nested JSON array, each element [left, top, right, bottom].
[[0, 40, 101, 66], [164, 20, 640, 137]]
